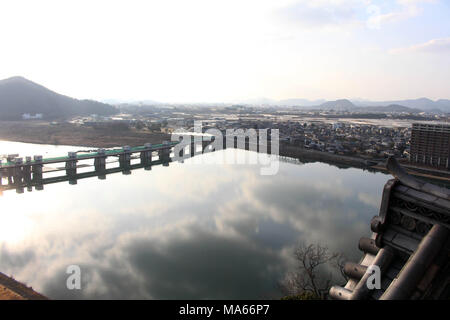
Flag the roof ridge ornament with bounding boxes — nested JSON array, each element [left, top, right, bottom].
[[386, 156, 450, 200]]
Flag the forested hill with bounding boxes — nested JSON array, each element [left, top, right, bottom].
[[0, 76, 117, 120]]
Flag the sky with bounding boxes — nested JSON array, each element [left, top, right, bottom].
[[0, 0, 449, 103]]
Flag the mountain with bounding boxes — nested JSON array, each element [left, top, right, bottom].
[[0, 76, 118, 120], [352, 98, 450, 113], [102, 95, 450, 113], [318, 99, 356, 111], [266, 97, 450, 112], [355, 104, 422, 113], [436, 99, 450, 112]]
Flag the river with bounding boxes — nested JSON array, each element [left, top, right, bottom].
[[0, 141, 390, 299]]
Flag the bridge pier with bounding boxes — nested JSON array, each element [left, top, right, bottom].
[[257, 134, 260, 152], [7, 169, 13, 185], [13, 157, 24, 185], [94, 149, 107, 172], [4, 166, 12, 185], [32, 155, 43, 182], [23, 157, 32, 183], [140, 143, 153, 167], [222, 136, 226, 150], [119, 146, 131, 169], [190, 142, 196, 157], [94, 157, 106, 171], [159, 141, 171, 165], [66, 152, 78, 177]]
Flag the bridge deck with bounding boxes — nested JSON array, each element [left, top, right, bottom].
[[0, 141, 178, 168]]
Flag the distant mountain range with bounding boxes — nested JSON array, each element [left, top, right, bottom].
[[318, 99, 356, 111], [316, 99, 423, 113], [232, 97, 450, 113], [351, 98, 450, 113], [0, 76, 117, 120], [356, 104, 422, 113], [1, 76, 448, 117], [105, 96, 450, 113]]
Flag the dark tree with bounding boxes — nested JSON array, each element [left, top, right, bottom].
[[280, 243, 346, 299]]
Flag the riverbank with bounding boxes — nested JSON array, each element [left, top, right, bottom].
[[280, 144, 374, 168], [0, 120, 170, 148], [278, 144, 450, 185], [1, 120, 449, 184], [0, 272, 47, 300]]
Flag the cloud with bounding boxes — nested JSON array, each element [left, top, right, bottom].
[[358, 192, 381, 208], [366, 0, 436, 29], [396, 0, 436, 4], [276, 0, 434, 31], [276, 0, 365, 31], [389, 37, 450, 54], [0, 153, 388, 299], [40, 226, 284, 299], [366, 6, 418, 29]]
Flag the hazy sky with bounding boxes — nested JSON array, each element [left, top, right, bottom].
[[0, 0, 449, 102]]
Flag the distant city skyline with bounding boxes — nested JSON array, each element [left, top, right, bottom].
[[1, 0, 449, 103]]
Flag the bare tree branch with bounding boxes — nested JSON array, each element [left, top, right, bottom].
[[280, 243, 345, 299]]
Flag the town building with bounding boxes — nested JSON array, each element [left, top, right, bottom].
[[410, 123, 450, 170], [22, 113, 43, 120]]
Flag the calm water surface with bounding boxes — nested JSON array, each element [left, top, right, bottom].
[[0, 141, 390, 299]]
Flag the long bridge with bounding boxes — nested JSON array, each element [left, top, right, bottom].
[[0, 141, 180, 194], [0, 132, 282, 193], [1, 141, 179, 168], [0, 135, 277, 194]]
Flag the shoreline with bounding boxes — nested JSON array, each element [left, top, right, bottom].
[[0, 272, 47, 300], [279, 144, 450, 184], [1, 121, 449, 185], [0, 120, 171, 148]]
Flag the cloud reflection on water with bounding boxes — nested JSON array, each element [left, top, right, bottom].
[[0, 147, 389, 299]]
